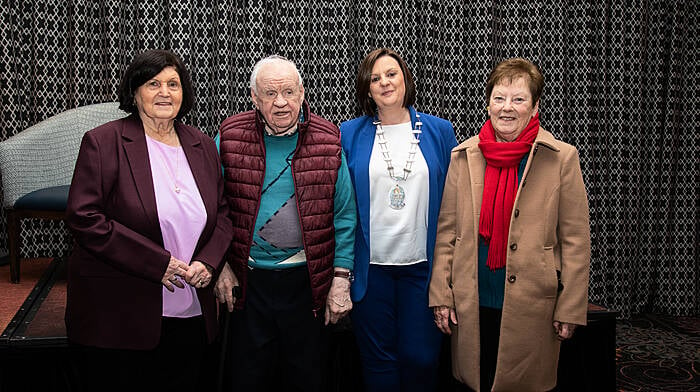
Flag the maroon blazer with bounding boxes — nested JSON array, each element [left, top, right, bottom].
[[65, 114, 233, 350]]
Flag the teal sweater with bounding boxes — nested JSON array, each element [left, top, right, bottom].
[[215, 133, 356, 271]]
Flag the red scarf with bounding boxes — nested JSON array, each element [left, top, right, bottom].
[[478, 113, 540, 270]]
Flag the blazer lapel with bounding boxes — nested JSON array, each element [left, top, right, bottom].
[[121, 116, 161, 233], [179, 126, 213, 223]]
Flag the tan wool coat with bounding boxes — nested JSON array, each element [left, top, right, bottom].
[[429, 128, 591, 392]]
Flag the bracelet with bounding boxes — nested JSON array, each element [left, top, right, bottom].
[[333, 270, 354, 283]]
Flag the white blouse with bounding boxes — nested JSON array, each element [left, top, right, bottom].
[[368, 122, 429, 265]]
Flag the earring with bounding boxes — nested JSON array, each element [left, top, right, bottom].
[[486, 106, 490, 112]]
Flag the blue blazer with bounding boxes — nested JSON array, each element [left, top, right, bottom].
[[340, 107, 458, 302]]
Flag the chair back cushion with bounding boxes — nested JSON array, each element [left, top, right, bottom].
[[0, 102, 127, 208]]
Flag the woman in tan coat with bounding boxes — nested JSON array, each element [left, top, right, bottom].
[[429, 58, 590, 392]]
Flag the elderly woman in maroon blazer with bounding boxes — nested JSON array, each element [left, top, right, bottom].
[[429, 58, 590, 392], [65, 49, 232, 390]]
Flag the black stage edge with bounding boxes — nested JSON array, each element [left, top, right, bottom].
[[0, 257, 64, 346], [0, 258, 619, 392]]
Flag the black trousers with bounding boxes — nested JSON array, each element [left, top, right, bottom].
[[229, 267, 329, 392], [479, 306, 502, 392], [69, 316, 206, 392], [452, 307, 502, 392]]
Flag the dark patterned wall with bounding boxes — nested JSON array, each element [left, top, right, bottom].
[[0, 1, 697, 318]]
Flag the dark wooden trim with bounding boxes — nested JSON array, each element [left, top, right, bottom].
[[5, 208, 65, 284]]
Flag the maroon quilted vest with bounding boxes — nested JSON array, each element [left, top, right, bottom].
[[219, 102, 341, 315]]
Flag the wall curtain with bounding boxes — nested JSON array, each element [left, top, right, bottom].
[[1, 1, 697, 317]]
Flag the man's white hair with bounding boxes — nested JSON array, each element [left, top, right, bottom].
[[249, 55, 303, 95]]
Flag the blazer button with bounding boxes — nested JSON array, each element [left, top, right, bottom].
[[510, 243, 517, 251], [514, 209, 520, 218], [508, 275, 516, 283]]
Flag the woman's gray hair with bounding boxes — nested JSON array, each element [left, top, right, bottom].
[[249, 55, 304, 94]]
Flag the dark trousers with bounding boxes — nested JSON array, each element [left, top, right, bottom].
[[230, 266, 328, 392], [69, 316, 206, 392], [352, 262, 444, 392], [479, 306, 502, 392]]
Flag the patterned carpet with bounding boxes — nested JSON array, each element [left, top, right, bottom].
[[616, 313, 700, 391]]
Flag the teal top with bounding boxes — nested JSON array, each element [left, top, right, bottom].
[[478, 154, 528, 309], [215, 133, 356, 271]]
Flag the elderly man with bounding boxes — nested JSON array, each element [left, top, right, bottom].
[[214, 55, 356, 391]]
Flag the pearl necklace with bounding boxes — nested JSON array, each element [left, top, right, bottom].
[[373, 112, 422, 209]]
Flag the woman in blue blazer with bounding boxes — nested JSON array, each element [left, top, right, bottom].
[[340, 48, 458, 392]]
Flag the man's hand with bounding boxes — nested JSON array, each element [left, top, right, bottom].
[[325, 271, 352, 325], [214, 263, 240, 312]]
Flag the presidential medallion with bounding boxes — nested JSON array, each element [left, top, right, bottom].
[[389, 184, 406, 210]]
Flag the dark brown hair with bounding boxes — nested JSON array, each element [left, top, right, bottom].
[[485, 58, 544, 105], [118, 49, 194, 120], [355, 48, 416, 117]]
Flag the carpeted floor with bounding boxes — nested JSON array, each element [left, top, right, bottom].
[[616, 313, 700, 391], [0, 258, 52, 332]]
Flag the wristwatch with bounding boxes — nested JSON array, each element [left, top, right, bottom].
[[333, 270, 354, 283]]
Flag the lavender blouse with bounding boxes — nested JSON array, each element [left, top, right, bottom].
[[146, 135, 206, 318]]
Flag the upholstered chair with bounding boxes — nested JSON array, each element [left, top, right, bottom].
[[0, 102, 126, 282]]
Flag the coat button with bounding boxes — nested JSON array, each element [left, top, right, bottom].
[[510, 243, 517, 251], [514, 209, 520, 217], [508, 275, 516, 283]]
